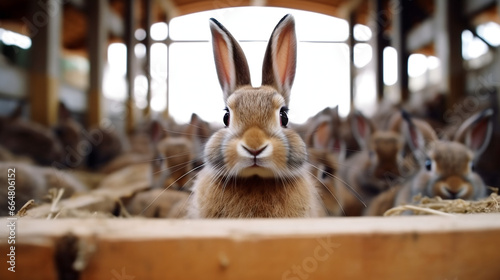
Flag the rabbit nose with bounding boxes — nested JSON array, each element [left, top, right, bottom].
[[242, 145, 268, 157], [441, 185, 468, 199]]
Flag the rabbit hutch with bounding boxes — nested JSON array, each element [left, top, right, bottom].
[[1, 0, 500, 279]]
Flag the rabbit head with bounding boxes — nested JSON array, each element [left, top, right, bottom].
[[306, 115, 345, 215], [190, 14, 321, 218], [401, 109, 493, 200], [351, 111, 405, 182]]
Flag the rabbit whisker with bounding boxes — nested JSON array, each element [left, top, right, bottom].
[[305, 168, 345, 216], [306, 162, 367, 207], [140, 163, 206, 215]]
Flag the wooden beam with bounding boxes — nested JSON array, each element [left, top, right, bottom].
[[28, 0, 62, 126], [125, 0, 136, 134], [406, 18, 434, 54], [2, 215, 500, 279], [143, 0, 153, 118], [435, 0, 466, 109], [464, 0, 497, 17], [392, 0, 410, 102], [371, 0, 386, 101], [87, 0, 107, 128], [348, 12, 356, 110]]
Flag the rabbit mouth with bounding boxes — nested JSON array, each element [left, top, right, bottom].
[[440, 185, 468, 199], [239, 166, 275, 178]]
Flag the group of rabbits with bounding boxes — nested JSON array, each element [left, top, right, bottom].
[[0, 14, 496, 219], [185, 14, 496, 218]]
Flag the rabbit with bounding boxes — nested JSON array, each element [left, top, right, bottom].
[[0, 103, 64, 165], [335, 111, 407, 216], [305, 114, 346, 216], [125, 188, 191, 218], [0, 162, 87, 216], [188, 14, 322, 218], [392, 109, 494, 208]]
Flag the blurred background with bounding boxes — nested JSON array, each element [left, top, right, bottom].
[[0, 0, 498, 126], [0, 0, 499, 187]]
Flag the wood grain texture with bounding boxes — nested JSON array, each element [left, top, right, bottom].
[[0, 214, 499, 279]]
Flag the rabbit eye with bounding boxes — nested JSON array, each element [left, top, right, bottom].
[[280, 107, 289, 127], [470, 162, 475, 172], [223, 108, 230, 127], [425, 159, 432, 171]]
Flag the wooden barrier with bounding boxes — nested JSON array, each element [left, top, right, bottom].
[[1, 214, 499, 279]]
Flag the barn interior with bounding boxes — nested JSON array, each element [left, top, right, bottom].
[[0, 0, 500, 279]]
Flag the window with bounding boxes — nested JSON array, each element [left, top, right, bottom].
[[168, 7, 350, 123]]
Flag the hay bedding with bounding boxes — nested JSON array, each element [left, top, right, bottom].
[[384, 189, 500, 216]]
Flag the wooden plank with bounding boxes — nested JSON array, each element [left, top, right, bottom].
[[406, 18, 434, 53], [87, 0, 107, 128], [28, 0, 62, 126], [435, 0, 466, 110], [371, 0, 385, 101], [392, 0, 410, 102], [464, 0, 497, 17], [125, 0, 136, 134], [143, 0, 153, 117], [1, 214, 499, 279], [348, 12, 355, 110]]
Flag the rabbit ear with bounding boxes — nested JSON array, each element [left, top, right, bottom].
[[209, 18, 251, 101], [307, 118, 346, 162], [401, 110, 429, 161], [453, 109, 494, 159], [262, 14, 297, 105], [351, 111, 374, 149], [150, 119, 167, 144]]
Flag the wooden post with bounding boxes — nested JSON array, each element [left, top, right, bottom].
[[391, 0, 409, 103], [125, 0, 136, 133], [87, 0, 107, 128], [143, 0, 153, 118], [371, 0, 385, 102], [348, 12, 356, 110], [435, 0, 465, 110], [28, 0, 62, 126]]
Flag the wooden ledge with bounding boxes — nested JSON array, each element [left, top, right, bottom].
[[1, 214, 500, 279]]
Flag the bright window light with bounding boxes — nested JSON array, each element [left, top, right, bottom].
[[135, 28, 146, 41], [104, 43, 127, 101], [383, 47, 397, 86], [151, 79, 167, 112], [354, 43, 372, 68], [354, 24, 372, 41], [134, 75, 148, 109], [150, 43, 168, 79], [0, 28, 31, 49], [462, 30, 488, 60], [134, 43, 146, 59], [477, 22, 500, 47], [107, 43, 127, 76], [169, 7, 348, 41], [354, 71, 377, 116], [408, 54, 427, 77], [427, 56, 440, 70], [151, 22, 168, 41], [167, 7, 350, 123]]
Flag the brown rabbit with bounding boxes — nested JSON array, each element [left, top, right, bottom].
[[335, 111, 406, 216], [0, 103, 64, 165], [392, 109, 494, 208], [189, 14, 322, 218], [0, 162, 87, 216], [305, 114, 345, 216]]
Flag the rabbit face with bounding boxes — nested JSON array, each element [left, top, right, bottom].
[[205, 86, 307, 179], [422, 141, 485, 199], [369, 131, 404, 180]]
